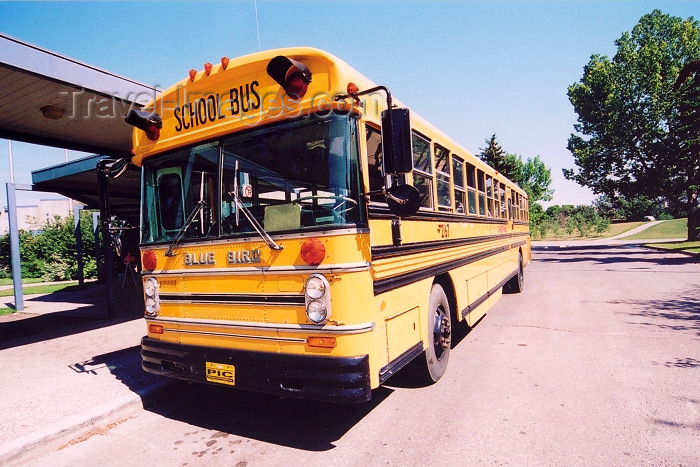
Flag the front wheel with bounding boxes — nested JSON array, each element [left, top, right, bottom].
[[414, 284, 451, 383]]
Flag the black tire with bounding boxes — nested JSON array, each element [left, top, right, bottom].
[[504, 251, 524, 294], [414, 284, 451, 383]]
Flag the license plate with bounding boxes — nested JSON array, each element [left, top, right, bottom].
[[205, 362, 235, 386]]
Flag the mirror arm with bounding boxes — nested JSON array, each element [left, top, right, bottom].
[[335, 85, 394, 134]]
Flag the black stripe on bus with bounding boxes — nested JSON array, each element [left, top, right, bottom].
[[378, 342, 424, 384], [159, 294, 305, 306], [371, 234, 528, 260], [460, 269, 518, 320], [373, 241, 526, 296]]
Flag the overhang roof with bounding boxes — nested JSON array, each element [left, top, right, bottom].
[[0, 33, 159, 158], [31, 154, 141, 220]]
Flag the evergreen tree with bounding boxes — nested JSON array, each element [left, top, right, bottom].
[[478, 134, 523, 184]]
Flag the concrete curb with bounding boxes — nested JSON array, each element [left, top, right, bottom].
[[0, 379, 176, 466]]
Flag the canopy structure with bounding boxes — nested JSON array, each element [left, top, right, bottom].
[[0, 33, 157, 157], [1, 33, 157, 313], [32, 154, 141, 221]]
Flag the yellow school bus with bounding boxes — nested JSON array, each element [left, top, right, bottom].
[[125, 47, 530, 402]]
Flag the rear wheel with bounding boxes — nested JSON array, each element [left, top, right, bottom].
[[504, 251, 524, 294], [414, 284, 451, 383]]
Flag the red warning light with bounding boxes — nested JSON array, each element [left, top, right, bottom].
[[189, 69, 197, 81], [124, 110, 162, 142], [300, 238, 325, 265], [221, 57, 230, 70], [204, 62, 213, 75], [142, 250, 158, 271], [266, 56, 312, 100]]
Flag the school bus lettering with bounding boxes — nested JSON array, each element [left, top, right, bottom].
[[227, 249, 261, 264], [184, 252, 215, 266], [229, 81, 260, 116], [173, 80, 260, 132]]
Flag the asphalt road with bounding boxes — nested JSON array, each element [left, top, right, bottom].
[[21, 245, 700, 466]]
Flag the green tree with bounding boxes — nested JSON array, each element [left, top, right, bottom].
[[521, 155, 554, 203], [565, 10, 700, 240], [0, 211, 98, 280], [672, 59, 700, 239], [478, 134, 523, 183]]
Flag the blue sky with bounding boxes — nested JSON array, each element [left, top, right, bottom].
[[1, 1, 698, 207]]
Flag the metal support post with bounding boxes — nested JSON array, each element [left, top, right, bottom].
[[6, 183, 32, 311], [96, 161, 115, 318], [74, 205, 84, 286], [92, 212, 102, 283]]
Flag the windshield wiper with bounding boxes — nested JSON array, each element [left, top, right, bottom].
[[228, 190, 283, 251], [165, 171, 209, 257], [165, 200, 206, 257]]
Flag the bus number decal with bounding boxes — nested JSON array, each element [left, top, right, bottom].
[[438, 224, 450, 239]]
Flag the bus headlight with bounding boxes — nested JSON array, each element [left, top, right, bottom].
[[305, 274, 331, 324], [143, 277, 160, 317], [305, 275, 325, 299], [306, 300, 328, 324]]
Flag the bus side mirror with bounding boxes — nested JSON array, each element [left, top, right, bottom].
[[386, 184, 421, 217], [381, 108, 413, 174]]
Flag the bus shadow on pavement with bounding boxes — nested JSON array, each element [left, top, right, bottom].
[[383, 318, 473, 389], [145, 381, 393, 451], [68, 344, 168, 395], [0, 283, 144, 350]]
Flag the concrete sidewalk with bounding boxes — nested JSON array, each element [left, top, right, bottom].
[[0, 282, 174, 465]]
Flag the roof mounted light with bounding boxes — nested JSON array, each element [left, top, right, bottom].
[[266, 55, 312, 100], [124, 109, 162, 141]]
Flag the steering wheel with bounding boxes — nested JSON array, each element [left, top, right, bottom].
[[292, 195, 358, 218]]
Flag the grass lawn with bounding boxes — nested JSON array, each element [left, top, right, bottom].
[[0, 307, 14, 316], [624, 218, 688, 240], [0, 282, 86, 297], [537, 221, 643, 241], [0, 277, 44, 286], [645, 240, 700, 254]]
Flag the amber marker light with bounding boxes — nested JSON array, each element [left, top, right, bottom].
[[221, 57, 229, 70], [204, 62, 213, 75], [142, 250, 157, 271], [306, 336, 336, 349], [347, 82, 359, 95], [149, 324, 164, 334], [189, 69, 197, 81], [301, 238, 325, 265]]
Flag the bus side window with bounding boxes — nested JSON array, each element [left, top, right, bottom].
[[435, 144, 451, 212], [412, 132, 433, 209], [453, 156, 465, 214], [366, 125, 385, 203], [477, 169, 486, 216], [466, 162, 477, 215]]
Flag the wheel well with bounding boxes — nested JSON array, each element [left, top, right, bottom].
[[433, 273, 457, 322]]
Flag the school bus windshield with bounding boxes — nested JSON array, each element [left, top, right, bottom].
[[140, 114, 364, 244]]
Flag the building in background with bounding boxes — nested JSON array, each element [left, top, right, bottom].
[[0, 198, 79, 234]]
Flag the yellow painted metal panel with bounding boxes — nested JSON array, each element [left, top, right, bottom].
[[385, 306, 421, 362]]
